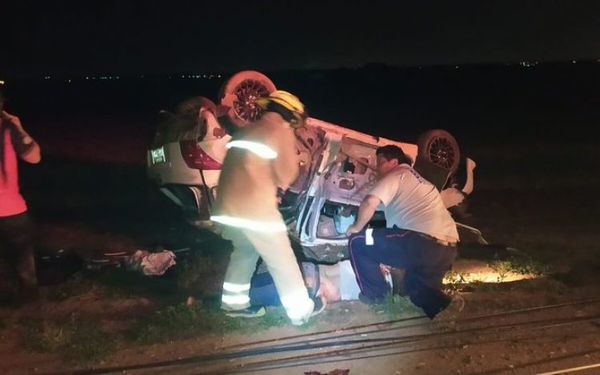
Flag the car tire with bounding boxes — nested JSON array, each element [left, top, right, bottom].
[[417, 129, 461, 174], [218, 71, 277, 127]]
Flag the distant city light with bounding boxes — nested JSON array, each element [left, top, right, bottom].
[[0, 80, 5, 85], [165, 73, 223, 80], [24, 61, 600, 87], [519, 61, 538, 68], [31, 72, 256, 83]]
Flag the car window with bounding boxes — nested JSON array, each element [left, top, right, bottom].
[[340, 136, 377, 174]]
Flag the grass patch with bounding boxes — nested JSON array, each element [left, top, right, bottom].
[[47, 267, 179, 303], [176, 255, 224, 293], [23, 320, 70, 353], [444, 270, 468, 293], [370, 293, 422, 320], [46, 272, 95, 301], [23, 316, 116, 364], [463, 280, 499, 292], [490, 254, 550, 281], [90, 267, 179, 299], [64, 321, 116, 363], [133, 302, 288, 344], [516, 278, 568, 294]]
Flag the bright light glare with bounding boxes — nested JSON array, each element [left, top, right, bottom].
[[444, 259, 538, 284]]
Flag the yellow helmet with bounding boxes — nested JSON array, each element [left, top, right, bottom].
[[256, 90, 305, 115]]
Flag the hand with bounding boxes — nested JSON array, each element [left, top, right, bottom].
[[276, 187, 286, 204], [340, 206, 353, 217], [346, 224, 363, 236], [1, 111, 24, 131]]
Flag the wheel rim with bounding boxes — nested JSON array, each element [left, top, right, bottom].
[[428, 137, 457, 170], [232, 79, 271, 122]]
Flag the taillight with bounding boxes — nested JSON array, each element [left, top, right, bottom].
[[180, 140, 222, 170]]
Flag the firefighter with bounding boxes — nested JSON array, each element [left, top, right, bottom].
[[211, 90, 324, 325]]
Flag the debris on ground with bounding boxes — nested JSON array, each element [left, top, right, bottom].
[[126, 250, 176, 276], [305, 370, 350, 375]]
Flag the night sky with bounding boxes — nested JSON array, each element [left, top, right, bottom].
[[2, 1, 600, 77]]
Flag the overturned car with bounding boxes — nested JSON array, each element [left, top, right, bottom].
[[147, 71, 480, 263]]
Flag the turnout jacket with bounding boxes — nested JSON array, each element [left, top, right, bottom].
[[211, 112, 299, 230]]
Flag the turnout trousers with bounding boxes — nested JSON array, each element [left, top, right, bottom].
[[220, 225, 314, 323]]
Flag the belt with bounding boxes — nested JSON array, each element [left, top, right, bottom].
[[415, 232, 458, 247]]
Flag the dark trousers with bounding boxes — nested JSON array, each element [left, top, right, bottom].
[[250, 262, 319, 307], [0, 212, 38, 297], [250, 271, 281, 306], [348, 227, 456, 318]]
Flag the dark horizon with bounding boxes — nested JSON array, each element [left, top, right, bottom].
[[2, 58, 599, 82], [2, 60, 598, 152], [2, 1, 600, 77]]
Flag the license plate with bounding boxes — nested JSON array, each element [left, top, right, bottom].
[[151, 147, 166, 164]]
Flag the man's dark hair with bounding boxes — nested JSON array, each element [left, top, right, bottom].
[[376, 145, 413, 165]]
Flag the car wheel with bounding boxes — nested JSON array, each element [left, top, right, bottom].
[[219, 71, 277, 127], [417, 129, 461, 174]]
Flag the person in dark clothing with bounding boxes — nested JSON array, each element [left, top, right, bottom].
[[0, 89, 41, 302]]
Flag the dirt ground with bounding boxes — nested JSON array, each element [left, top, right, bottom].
[[1, 131, 599, 374], [1, 279, 600, 374]]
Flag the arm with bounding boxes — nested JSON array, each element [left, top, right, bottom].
[[2, 111, 41, 164], [346, 194, 382, 235], [271, 126, 299, 190]]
